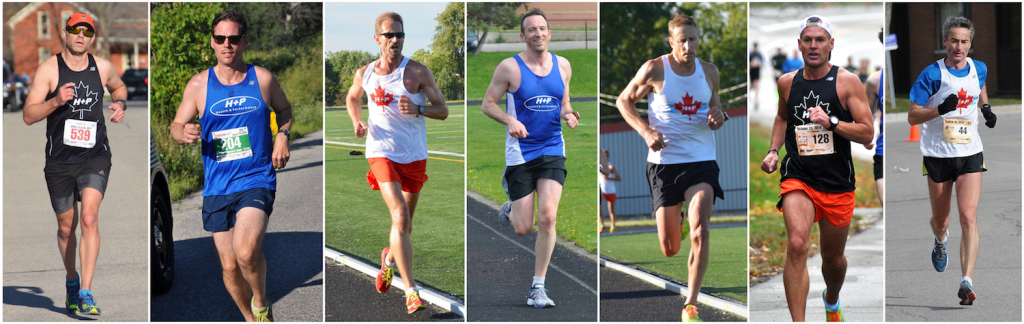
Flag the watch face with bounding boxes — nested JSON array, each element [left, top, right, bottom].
[[830, 116, 839, 124]]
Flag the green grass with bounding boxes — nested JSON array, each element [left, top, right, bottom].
[[747, 123, 878, 281], [887, 93, 1021, 113], [324, 103, 466, 299], [600, 227, 748, 303], [467, 49, 597, 101], [467, 101, 598, 253]]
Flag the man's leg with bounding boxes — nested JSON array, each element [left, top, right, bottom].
[[876, 178, 885, 207], [927, 179, 954, 244], [55, 206, 79, 280], [213, 229, 255, 321], [533, 179, 562, 278], [818, 216, 851, 307], [379, 182, 417, 289], [510, 193, 536, 237], [683, 183, 713, 305], [79, 188, 103, 290], [655, 203, 683, 258], [781, 190, 815, 322], [233, 207, 270, 309], [954, 173, 981, 278]]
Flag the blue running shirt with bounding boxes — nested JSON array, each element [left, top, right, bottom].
[[505, 52, 565, 166]]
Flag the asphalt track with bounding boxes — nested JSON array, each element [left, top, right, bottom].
[[3, 100, 149, 321], [324, 259, 462, 321], [600, 265, 745, 322], [465, 193, 598, 322], [884, 108, 1022, 322], [150, 131, 325, 322]]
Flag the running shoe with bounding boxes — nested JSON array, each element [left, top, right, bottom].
[[609, 226, 615, 234], [498, 201, 512, 226], [376, 247, 395, 293], [823, 289, 844, 322], [958, 279, 976, 305], [527, 284, 555, 308], [251, 297, 274, 322], [406, 290, 425, 314], [932, 230, 948, 272], [65, 274, 80, 314], [77, 289, 101, 315], [682, 304, 702, 322], [599, 225, 605, 234]]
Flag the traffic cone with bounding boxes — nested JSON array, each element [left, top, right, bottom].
[[905, 124, 920, 142]]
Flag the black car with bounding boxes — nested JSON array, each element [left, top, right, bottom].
[[4, 61, 28, 112], [467, 31, 479, 52], [123, 68, 148, 100], [151, 134, 174, 295]]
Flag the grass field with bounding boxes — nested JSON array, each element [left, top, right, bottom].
[[467, 49, 598, 100], [886, 93, 1021, 113], [324, 103, 465, 299], [747, 123, 878, 283], [601, 227, 748, 303]]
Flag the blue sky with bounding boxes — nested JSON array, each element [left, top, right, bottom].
[[324, 2, 451, 55]]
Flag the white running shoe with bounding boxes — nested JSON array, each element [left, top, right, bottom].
[[527, 284, 555, 308]]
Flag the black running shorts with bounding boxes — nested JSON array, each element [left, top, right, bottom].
[[44, 154, 111, 214], [646, 160, 724, 211], [502, 156, 567, 202], [922, 152, 985, 183]]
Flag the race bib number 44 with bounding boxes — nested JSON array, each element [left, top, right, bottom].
[[943, 119, 972, 144], [213, 127, 252, 162], [64, 119, 97, 148], [795, 124, 834, 156]]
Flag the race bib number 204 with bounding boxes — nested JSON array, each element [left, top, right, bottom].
[[213, 126, 253, 162], [64, 119, 97, 148]]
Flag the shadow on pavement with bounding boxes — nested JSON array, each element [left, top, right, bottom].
[[3, 286, 95, 320], [151, 231, 322, 321], [277, 160, 323, 174]]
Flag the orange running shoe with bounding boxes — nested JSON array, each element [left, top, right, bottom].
[[682, 304, 702, 322]]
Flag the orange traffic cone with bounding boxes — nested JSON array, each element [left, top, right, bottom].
[[905, 124, 920, 142]]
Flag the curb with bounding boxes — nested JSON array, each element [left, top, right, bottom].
[[324, 247, 467, 318], [600, 258, 748, 319]]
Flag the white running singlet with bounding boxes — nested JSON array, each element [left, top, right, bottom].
[[363, 56, 428, 163], [646, 55, 716, 164], [920, 58, 983, 158]]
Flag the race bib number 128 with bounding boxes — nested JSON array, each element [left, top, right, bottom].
[[64, 119, 97, 148], [213, 126, 253, 162], [795, 124, 834, 156]]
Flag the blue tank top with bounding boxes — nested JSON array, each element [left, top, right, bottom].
[[199, 64, 275, 196], [505, 52, 565, 165], [876, 70, 883, 156]]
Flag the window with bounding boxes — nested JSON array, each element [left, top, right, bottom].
[[37, 12, 50, 40], [935, 4, 972, 53], [61, 11, 72, 30], [39, 47, 51, 65]]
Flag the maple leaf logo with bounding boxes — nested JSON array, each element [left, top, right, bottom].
[[370, 85, 395, 112], [956, 87, 973, 113], [70, 81, 100, 119], [794, 90, 830, 125], [673, 92, 702, 120]]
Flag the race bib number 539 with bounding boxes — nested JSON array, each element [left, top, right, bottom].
[[213, 127, 252, 162], [64, 119, 97, 148]]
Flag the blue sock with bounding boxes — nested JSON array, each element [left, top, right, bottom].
[[825, 297, 840, 311], [79, 289, 92, 297]]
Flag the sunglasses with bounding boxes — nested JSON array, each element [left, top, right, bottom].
[[213, 34, 243, 45], [65, 26, 94, 37], [378, 32, 405, 39]]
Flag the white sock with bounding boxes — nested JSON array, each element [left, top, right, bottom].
[[962, 276, 972, 285], [532, 276, 545, 287], [406, 287, 419, 296], [385, 250, 396, 267], [937, 230, 948, 244]]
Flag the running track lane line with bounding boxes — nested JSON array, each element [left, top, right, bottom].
[[325, 140, 465, 157], [465, 211, 598, 295], [600, 258, 749, 318], [324, 247, 467, 317]]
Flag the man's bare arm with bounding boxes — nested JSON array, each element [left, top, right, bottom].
[[169, 74, 204, 144], [22, 58, 63, 125], [559, 57, 577, 129], [481, 59, 529, 139], [98, 58, 127, 123], [616, 60, 663, 151], [347, 66, 368, 137], [262, 70, 292, 169], [408, 63, 448, 120], [762, 73, 792, 173], [834, 73, 874, 144], [705, 62, 725, 131]]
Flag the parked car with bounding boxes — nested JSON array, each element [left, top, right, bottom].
[[467, 31, 479, 52], [150, 134, 174, 295], [4, 61, 28, 112], [123, 68, 148, 100]]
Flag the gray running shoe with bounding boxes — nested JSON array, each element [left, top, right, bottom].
[[958, 280, 976, 305], [498, 201, 512, 226], [527, 284, 555, 308]]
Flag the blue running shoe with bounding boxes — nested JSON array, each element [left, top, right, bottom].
[[932, 230, 947, 272], [77, 289, 101, 315], [498, 201, 512, 226], [958, 280, 976, 306], [65, 274, 80, 314]]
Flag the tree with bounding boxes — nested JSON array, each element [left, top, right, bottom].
[[467, 2, 522, 55], [324, 50, 376, 106], [415, 2, 465, 100]]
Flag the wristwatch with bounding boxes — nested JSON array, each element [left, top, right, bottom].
[[418, 105, 425, 115], [723, 111, 730, 122], [115, 99, 127, 111], [768, 148, 779, 155], [828, 116, 839, 131], [279, 129, 290, 139]]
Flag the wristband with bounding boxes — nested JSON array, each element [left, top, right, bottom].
[[768, 148, 779, 155], [571, 111, 580, 120], [418, 105, 424, 114], [115, 99, 127, 111]]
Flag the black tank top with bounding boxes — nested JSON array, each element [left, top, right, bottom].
[[780, 66, 855, 193], [43, 53, 110, 163]]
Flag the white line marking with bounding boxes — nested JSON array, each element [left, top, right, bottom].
[[324, 140, 465, 157], [601, 258, 748, 318]]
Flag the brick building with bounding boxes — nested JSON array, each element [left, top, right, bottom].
[[889, 3, 1021, 95], [5, 2, 148, 78], [517, 2, 597, 29]]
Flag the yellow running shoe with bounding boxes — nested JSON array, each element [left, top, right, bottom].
[[251, 297, 273, 322], [406, 290, 425, 314], [682, 304, 702, 322]]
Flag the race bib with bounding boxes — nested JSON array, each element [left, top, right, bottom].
[[942, 119, 972, 144], [212, 127, 252, 162], [795, 124, 834, 156], [64, 119, 96, 148]]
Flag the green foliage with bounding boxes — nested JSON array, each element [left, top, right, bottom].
[[226, 3, 323, 50], [324, 50, 377, 107], [600, 3, 748, 123], [467, 49, 597, 101], [416, 2, 466, 101], [466, 2, 523, 54]]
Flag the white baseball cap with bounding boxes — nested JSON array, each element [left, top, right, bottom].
[[800, 15, 833, 38]]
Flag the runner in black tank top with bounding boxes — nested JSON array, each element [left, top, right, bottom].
[[781, 66, 855, 193], [44, 53, 110, 163]]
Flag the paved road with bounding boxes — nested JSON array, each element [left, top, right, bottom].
[[466, 193, 597, 322], [150, 131, 325, 322], [3, 100, 149, 321], [324, 259, 462, 321], [750, 214, 884, 322], [884, 108, 1022, 322], [600, 265, 745, 322]]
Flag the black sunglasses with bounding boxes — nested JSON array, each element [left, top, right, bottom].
[[65, 26, 94, 37], [213, 34, 243, 45], [378, 32, 405, 39]]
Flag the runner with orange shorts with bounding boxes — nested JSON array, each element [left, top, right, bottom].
[[760, 15, 875, 322]]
